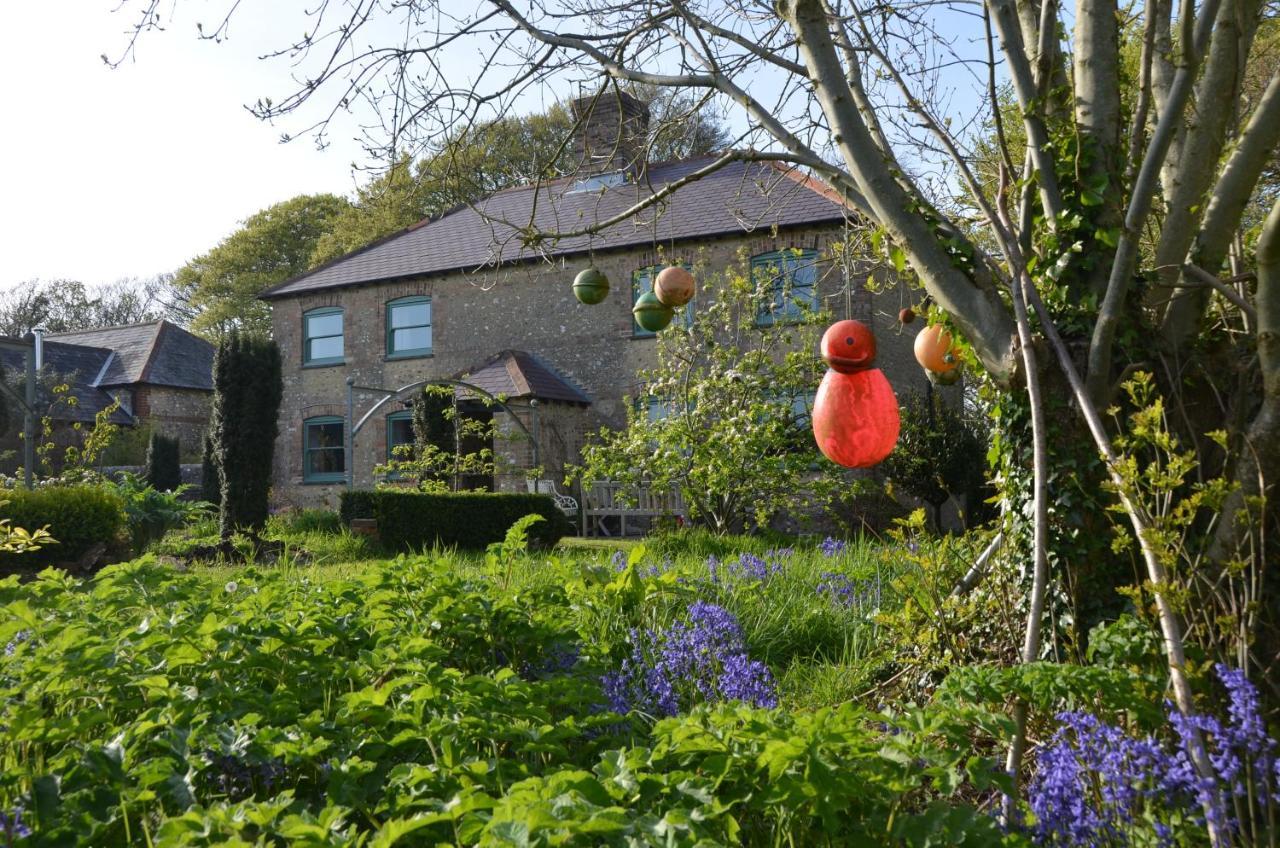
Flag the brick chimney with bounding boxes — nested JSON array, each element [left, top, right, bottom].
[[571, 90, 650, 177]]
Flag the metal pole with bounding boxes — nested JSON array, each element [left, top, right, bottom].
[[23, 342, 35, 489], [345, 376, 355, 490], [529, 399, 540, 469]]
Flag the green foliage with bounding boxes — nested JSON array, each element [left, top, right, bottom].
[[211, 333, 283, 539], [173, 194, 351, 337], [579, 254, 842, 533], [0, 484, 124, 568], [339, 490, 571, 550], [0, 500, 54, 556], [273, 508, 344, 535], [110, 472, 211, 553], [0, 554, 1023, 846], [144, 431, 181, 492], [882, 390, 989, 529]]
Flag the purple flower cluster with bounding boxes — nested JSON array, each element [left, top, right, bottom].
[[4, 630, 31, 657], [204, 752, 286, 800], [820, 536, 847, 557], [815, 572, 881, 611], [709, 549, 790, 584], [520, 642, 581, 680], [1027, 664, 1279, 845], [1, 806, 30, 840], [602, 601, 777, 717]]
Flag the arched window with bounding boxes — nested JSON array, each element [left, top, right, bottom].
[[302, 416, 345, 482], [631, 264, 695, 337], [303, 307, 344, 365], [386, 296, 432, 358], [751, 249, 819, 326]]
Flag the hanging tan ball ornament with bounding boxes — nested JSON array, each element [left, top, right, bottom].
[[572, 267, 610, 305], [654, 265, 695, 307], [913, 324, 959, 375]]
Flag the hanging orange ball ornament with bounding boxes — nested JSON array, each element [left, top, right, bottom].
[[812, 320, 900, 468], [654, 265, 695, 307], [913, 324, 958, 375]]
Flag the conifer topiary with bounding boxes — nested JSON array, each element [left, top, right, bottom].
[[144, 432, 182, 492], [211, 332, 282, 539]]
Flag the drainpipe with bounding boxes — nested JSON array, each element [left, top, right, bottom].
[[345, 376, 355, 490], [23, 333, 35, 489], [529, 398, 540, 470], [32, 326, 45, 370]]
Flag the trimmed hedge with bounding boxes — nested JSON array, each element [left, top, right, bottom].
[[0, 485, 127, 568], [339, 490, 572, 550], [145, 432, 182, 492]]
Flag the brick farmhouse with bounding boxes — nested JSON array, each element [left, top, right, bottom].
[[260, 92, 933, 511]]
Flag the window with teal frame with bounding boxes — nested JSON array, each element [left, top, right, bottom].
[[386, 410, 414, 461], [386, 296, 432, 358], [303, 417, 345, 482], [303, 307, 344, 365], [752, 249, 819, 326], [631, 264, 695, 337]]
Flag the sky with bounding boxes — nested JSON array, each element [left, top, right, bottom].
[[0, 4, 368, 288]]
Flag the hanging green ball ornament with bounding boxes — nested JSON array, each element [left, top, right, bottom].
[[572, 267, 610, 305], [633, 291, 675, 332]]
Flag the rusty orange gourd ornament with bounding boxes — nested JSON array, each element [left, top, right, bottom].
[[654, 265, 695, 307], [812, 320, 900, 468], [913, 324, 958, 375]]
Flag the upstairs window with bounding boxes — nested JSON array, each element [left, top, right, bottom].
[[752, 249, 819, 326], [304, 307, 344, 365], [386, 296, 432, 358], [632, 264, 695, 338], [303, 416, 345, 483]]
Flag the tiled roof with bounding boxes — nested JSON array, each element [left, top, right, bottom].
[[261, 155, 850, 299], [457, 350, 591, 405], [47, 320, 214, 391], [0, 340, 133, 424]]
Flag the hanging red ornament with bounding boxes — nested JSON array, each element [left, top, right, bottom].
[[812, 319, 900, 468]]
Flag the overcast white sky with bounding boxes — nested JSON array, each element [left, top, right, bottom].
[[0, 4, 368, 289]]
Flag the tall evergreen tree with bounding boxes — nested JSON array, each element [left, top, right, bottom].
[[144, 432, 182, 492], [211, 332, 282, 540], [200, 431, 221, 507]]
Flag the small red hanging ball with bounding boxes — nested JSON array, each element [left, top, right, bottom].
[[820, 319, 877, 374], [899, 307, 916, 325], [812, 369, 901, 468]]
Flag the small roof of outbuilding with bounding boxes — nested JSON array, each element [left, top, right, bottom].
[[457, 350, 591, 405], [0, 340, 133, 424], [260, 155, 850, 300], [47, 320, 214, 391]]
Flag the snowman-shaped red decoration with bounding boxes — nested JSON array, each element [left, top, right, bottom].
[[812, 319, 900, 468]]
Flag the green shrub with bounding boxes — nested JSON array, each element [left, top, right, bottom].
[[273, 508, 344, 535], [339, 490, 571, 550], [144, 432, 182, 492], [200, 431, 221, 507], [0, 484, 125, 567], [111, 472, 211, 553]]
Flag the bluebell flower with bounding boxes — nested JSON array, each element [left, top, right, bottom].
[[1, 806, 30, 840], [819, 536, 846, 557], [600, 603, 776, 717], [610, 550, 627, 572], [4, 630, 31, 657]]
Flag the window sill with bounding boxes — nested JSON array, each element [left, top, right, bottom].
[[302, 478, 345, 486], [302, 359, 347, 369], [384, 351, 433, 362]]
